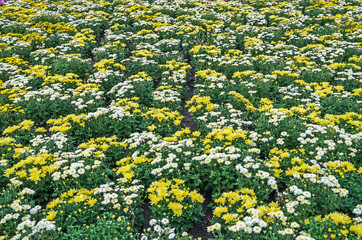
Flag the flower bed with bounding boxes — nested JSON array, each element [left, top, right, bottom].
[[0, 0, 361, 239]]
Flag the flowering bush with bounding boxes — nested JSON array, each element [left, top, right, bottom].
[[147, 178, 204, 231]]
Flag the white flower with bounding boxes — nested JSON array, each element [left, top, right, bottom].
[[303, 191, 311, 198], [228, 225, 240, 232], [244, 226, 252, 233], [339, 189, 349, 197], [213, 223, 221, 230], [294, 189, 303, 195], [291, 222, 300, 228], [267, 179, 276, 185], [253, 226, 262, 233], [154, 224, 162, 232], [27, 221, 35, 227], [297, 195, 305, 201], [149, 219, 157, 226], [275, 211, 284, 218], [277, 138, 284, 145], [287, 207, 295, 214], [168, 233, 175, 239], [22, 188, 35, 195], [13, 233, 21, 240], [16, 223, 24, 230], [207, 225, 214, 232], [236, 221, 246, 229], [30, 206, 41, 215], [161, 218, 169, 225], [245, 220, 253, 227], [353, 208, 361, 215], [259, 220, 267, 228]]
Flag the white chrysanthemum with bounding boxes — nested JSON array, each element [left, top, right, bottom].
[[253, 226, 262, 233], [161, 218, 169, 225], [213, 223, 221, 230], [236, 221, 246, 229], [353, 208, 361, 215], [287, 207, 295, 214], [149, 219, 157, 226], [207, 225, 214, 232], [290, 222, 300, 228], [244, 226, 253, 234], [259, 220, 267, 228], [153, 224, 162, 232], [297, 195, 305, 201], [303, 191, 311, 198], [229, 225, 240, 232]]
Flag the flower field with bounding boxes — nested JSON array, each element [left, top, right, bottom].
[[0, 0, 362, 239]]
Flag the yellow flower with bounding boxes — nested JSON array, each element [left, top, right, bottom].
[[350, 224, 362, 236], [5, 168, 15, 177], [3, 125, 21, 135], [19, 120, 34, 131], [74, 194, 87, 203], [324, 212, 351, 225], [86, 198, 97, 207], [189, 191, 204, 203], [189, 106, 197, 112], [47, 210, 57, 220], [340, 229, 349, 236], [173, 178, 185, 185], [47, 198, 62, 209], [205, 104, 215, 111], [28, 167, 41, 182], [192, 131, 201, 137], [16, 170, 27, 178], [147, 125, 156, 131], [36, 127, 47, 133], [215, 197, 226, 205], [213, 206, 228, 217], [116, 164, 135, 180], [168, 202, 183, 216], [0, 137, 16, 146], [171, 189, 185, 202], [222, 213, 235, 223]]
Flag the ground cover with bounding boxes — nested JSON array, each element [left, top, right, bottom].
[[0, 0, 361, 239]]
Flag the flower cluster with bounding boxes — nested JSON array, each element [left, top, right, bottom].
[[147, 178, 204, 231]]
